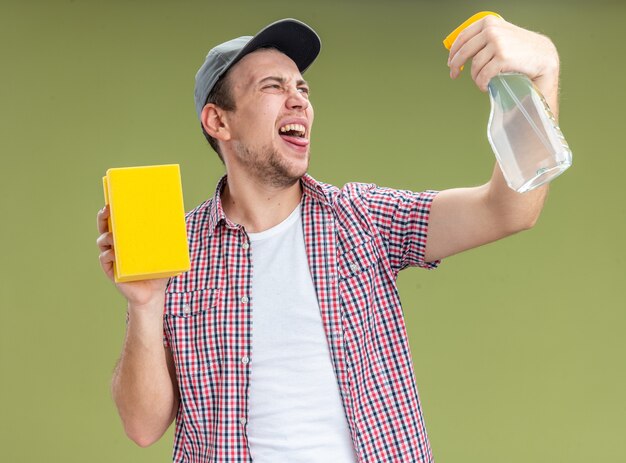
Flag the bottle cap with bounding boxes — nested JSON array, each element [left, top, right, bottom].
[[443, 11, 503, 50]]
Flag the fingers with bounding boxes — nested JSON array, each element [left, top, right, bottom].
[[97, 231, 113, 252], [97, 205, 115, 280], [449, 33, 489, 79], [97, 205, 110, 234], [448, 15, 508, 89], [448, 16, 492, 64], [474, 58, 503, 93], [99, 247, 116, 280]]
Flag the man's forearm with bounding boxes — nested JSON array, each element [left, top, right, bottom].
[[484, 162, 549, 234], [112, 299, 179, 447], [484, 49, 558, 233]]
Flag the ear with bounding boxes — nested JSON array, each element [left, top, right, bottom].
[[201, 103, 232, 142]]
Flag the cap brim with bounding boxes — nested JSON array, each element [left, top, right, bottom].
[[234, 18, 321, 73]]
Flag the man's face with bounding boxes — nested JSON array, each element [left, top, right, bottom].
[[223, 48, 314, 188]]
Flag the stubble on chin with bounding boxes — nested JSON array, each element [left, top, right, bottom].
[[235, 142, 308, 189]]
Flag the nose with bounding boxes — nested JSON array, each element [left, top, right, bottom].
[[286, 87, 309, 111]]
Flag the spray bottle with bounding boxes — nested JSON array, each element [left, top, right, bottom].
[[443, 11, 572, 193]]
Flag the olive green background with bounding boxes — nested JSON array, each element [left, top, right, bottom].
[[1, 0, 624, 461]]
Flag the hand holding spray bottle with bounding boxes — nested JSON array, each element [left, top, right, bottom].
[[443, 12, 572, 193]]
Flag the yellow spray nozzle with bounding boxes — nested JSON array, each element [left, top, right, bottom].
[[443, 11, 503, 51]]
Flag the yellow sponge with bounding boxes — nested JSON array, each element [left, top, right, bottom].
[[103, 164, 190, 283]]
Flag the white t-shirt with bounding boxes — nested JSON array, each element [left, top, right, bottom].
[[246, 204, 358, 463]]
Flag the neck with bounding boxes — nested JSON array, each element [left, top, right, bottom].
[[221, 171, 303, 233]]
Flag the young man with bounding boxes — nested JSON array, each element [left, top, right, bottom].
[[97, 18, 561, 463]]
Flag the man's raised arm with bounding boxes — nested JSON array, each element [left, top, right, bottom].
[[97, 205, 180, 447], [425, 16, 560, 263]]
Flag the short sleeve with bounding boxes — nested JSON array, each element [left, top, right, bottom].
[[363, 186, 440, 274], [163, 325, 170, 348], [162, 289, 172, 348]]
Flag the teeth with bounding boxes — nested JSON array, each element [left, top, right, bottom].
[[279, 123, 306, 136]]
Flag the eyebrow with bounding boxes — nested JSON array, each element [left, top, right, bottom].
[[258, 76, 309, 87]]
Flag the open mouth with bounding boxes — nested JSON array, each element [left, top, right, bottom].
[[279, 123, 306, 138], [278, 123, 309, 148]]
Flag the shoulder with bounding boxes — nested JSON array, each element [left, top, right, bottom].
[[338, 181, 378, 199], [304, 174, 377, 206]]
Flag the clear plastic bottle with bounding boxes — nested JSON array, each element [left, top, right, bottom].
[[487, 73, 572, 192], [444, 11, 572, 193]]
